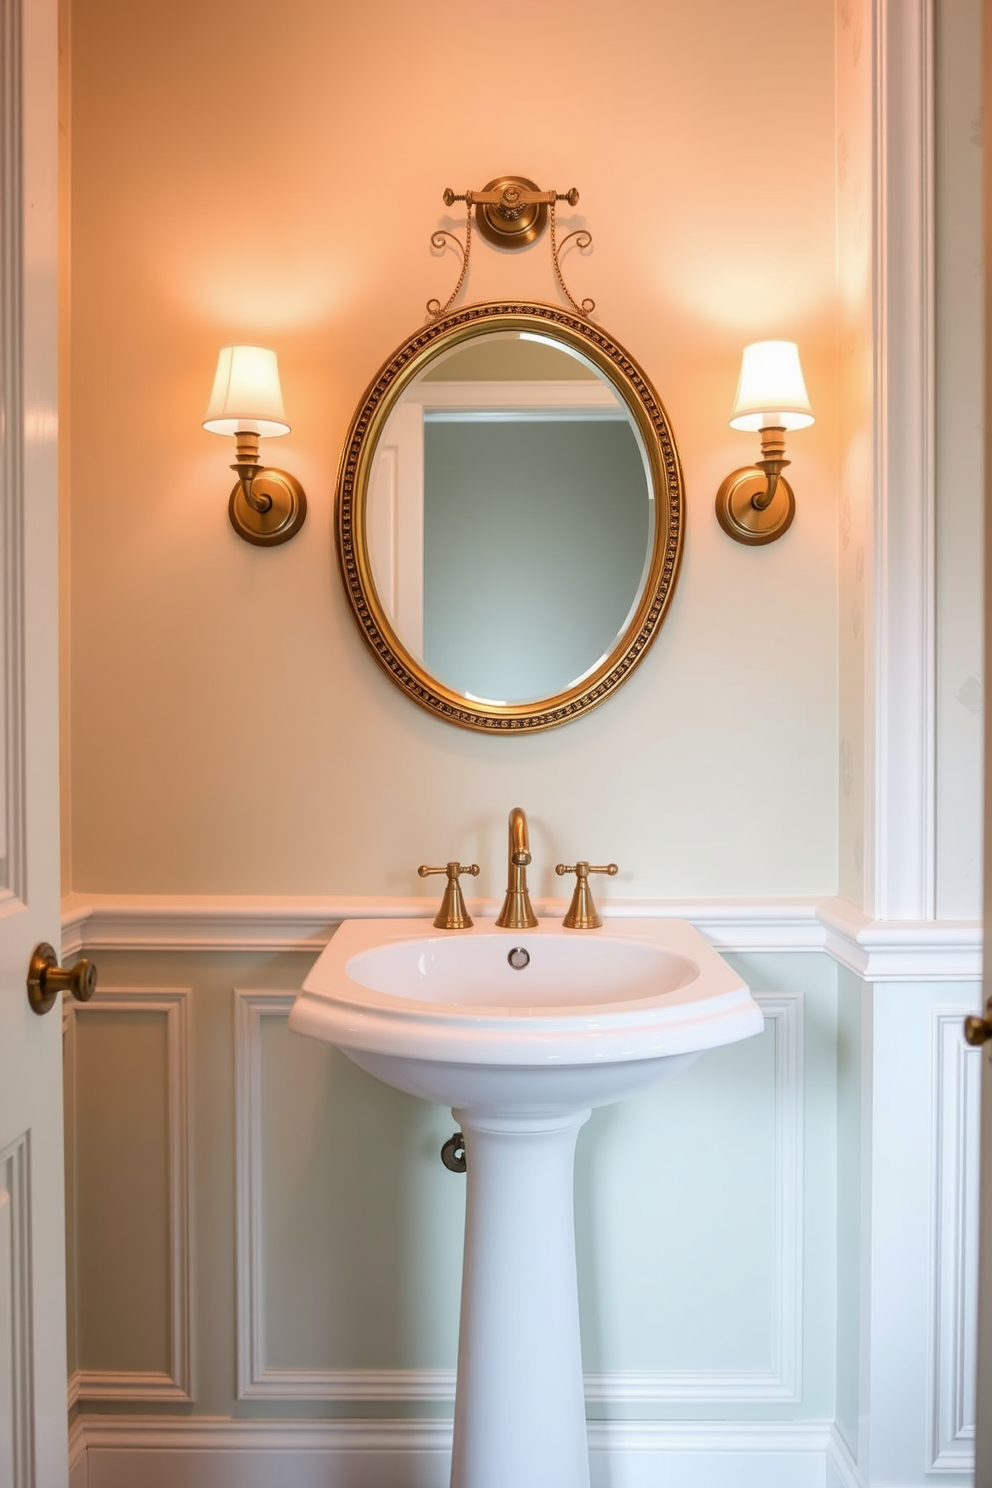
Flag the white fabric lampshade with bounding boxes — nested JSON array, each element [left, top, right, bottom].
[[728, 341, 814, 432], [203, 346, 290, 437]]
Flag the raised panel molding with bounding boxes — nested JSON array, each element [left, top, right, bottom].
[[66, 989, 192, 1403], [236, 991, 802, 1405], [0, 0, 28, 912], [868, 0, 936, 921], [928, 1012, 979, 1471], [61, 893, 982, 980], [234, 990, 452, 1403], [0, 1135, 33, 1488]]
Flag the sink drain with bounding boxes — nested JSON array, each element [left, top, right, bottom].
[[507, 947, 530, 970]]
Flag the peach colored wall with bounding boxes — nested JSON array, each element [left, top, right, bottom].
[[835, 0, 871, 908], [66, 0, 838, 898]]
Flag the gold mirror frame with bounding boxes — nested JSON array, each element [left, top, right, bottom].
[[335, 302, 685, 732]]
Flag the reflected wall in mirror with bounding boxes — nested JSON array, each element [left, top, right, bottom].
[[337, 304, 684, 732]]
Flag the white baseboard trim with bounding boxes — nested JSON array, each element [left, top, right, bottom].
[[68, 1415, 836, 1488], [60, 892, 981, 981], [68, 1419, 88, 1488], [825, 1422, 863, 1487]]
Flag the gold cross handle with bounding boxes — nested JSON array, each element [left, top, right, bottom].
[[554, 861, 618, 930], [418, 861, 481, 931]]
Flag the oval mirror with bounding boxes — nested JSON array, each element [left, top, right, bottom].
[[336, 303, 684, 731]]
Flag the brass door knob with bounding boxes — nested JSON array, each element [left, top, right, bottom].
[[964, 1001, 992, 1047], [27, 942, 97, 1016]]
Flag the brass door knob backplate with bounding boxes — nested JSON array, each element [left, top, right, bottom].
[[27, 942, 97, 1016], [964, 1000, 992, 1047]]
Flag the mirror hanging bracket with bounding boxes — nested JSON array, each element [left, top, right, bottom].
[[427, 175, 594, 320]]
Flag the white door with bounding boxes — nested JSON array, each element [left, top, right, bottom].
[[0, 0, 69, 1483], [974, 5, 992, 1476]]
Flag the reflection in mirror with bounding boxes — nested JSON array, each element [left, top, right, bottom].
[[367, 333, 653, 705]]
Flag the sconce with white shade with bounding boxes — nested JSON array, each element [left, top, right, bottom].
[[715, 340, 814, 546], [203, 346, 307, 546]]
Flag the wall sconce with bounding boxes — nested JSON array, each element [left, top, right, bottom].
[[203, 346, 307, 546], [715, 340, 814, 546]]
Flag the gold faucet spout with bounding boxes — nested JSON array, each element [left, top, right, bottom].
[[496, 807, 538, 929]]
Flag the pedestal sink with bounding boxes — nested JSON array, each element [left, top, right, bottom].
[[289, 918, 762, 1488]]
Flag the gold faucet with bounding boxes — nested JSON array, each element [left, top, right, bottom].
[[495, 807, 538, 929]]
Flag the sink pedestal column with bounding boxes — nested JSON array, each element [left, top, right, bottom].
[[450, 1108, 592, 1488]]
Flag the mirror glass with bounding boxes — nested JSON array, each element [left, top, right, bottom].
[[337, 304, 684, 732], [366, 332, 653, 706]]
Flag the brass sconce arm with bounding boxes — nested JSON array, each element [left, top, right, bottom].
[[231, 430, 273, 514], [752, 426, 790, 511]]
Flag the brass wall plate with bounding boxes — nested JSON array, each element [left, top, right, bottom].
[[715, 467, 796, 546], [475, 176, 548, 249], [229, 470, 307, 547], [335, 301, 685, 733]]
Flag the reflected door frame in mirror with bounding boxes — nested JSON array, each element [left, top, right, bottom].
[[336, 302, 684, 732]]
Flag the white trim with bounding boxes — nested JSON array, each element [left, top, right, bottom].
[[67, 1368, 189, 1403], [826, 1422, 864, 1488], [235, 992, 801, 1406], [66, 988, 192, 1402], [67, 1418, 87, 1488], [818, 897, 982, 981], [0, 0, 29, 908], [67, 1415, 835, 1488], [928, 1012, 979, 1470], [61, 891, 982, 980], [0, 1135, 31, 1488], [868, 0, 936, 920]]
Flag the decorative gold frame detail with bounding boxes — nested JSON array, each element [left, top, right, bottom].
[[335, 302, 685, 733]]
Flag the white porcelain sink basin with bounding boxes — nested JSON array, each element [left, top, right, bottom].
[[289, 917, 762, 1114], [290, 917, 761, 1488]]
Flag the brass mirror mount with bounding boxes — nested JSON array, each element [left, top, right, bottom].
[[555, 861, 618, 929], [418, 861, 481, 930], [715, 426, 795, 546], [28, 941, 97, 1016], [444, 177, 579, 250], [228, 430, 307, 548], [430, 177, 594, 319]]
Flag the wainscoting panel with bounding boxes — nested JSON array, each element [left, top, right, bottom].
[[0, 1135, 32, 1488], [582, 992, 803, 1403], [235, 989, 804, 1407], [65, 988, 191, 1401], [928, 1012, 980, 1471], [235, 990, 464, 1401]]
